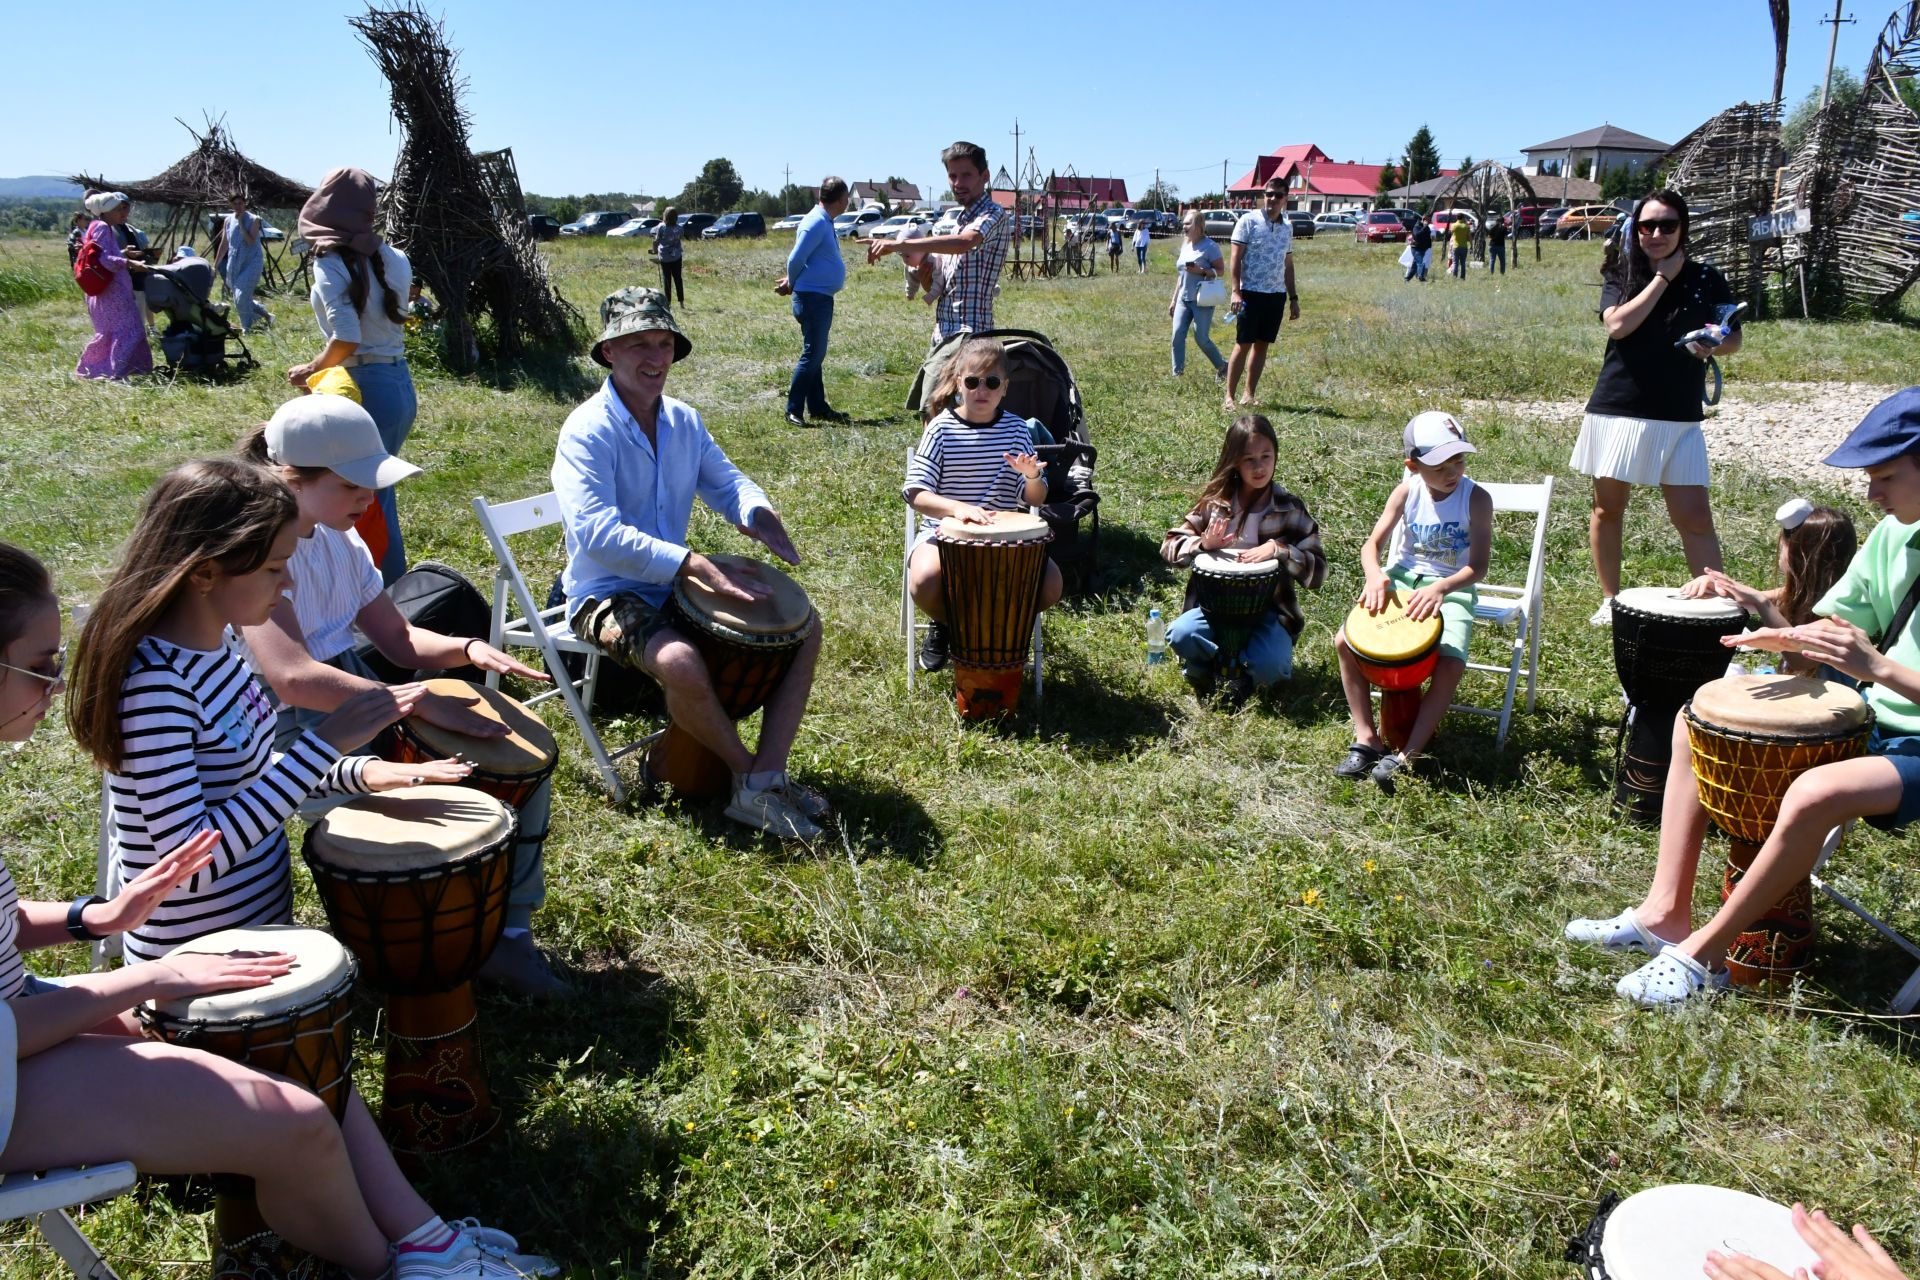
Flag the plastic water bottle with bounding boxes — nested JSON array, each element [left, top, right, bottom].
[[1146, 608, 1167, 665]]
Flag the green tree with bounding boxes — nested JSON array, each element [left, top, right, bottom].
[[1601, 164, 1656, 201], [679, 158, 746, 213], [1784, 67, 1864, 156], [1141, 177, 1180, 209], [775, 183, 814, 214], [1375, 163, 1401, 199], [1459, 154, 1474, 172], [1402, 125, 1441, 186]]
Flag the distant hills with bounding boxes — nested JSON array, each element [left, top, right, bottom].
[[0, 176, 82, 199]]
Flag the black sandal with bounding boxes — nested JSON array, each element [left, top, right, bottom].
[[1332, 743, 1384, 779]]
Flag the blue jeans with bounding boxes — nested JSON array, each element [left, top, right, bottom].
[[1404, 249, 1429, 282], [348, 360, 417, 584], [1450, 247, 1467, 278], [1171, 300, 1227, 375], [786, 291, 834, 418], [1167, 607, 1294, 687], [1135, 245, 1148, 269], [1488, 242, 1506, 274]]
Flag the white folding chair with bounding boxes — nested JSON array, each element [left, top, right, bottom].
[[472, 492, 649, 803], [1449, 476, 1555, 748], [0, 1005, 138, 1279], [900, 447, 1044, 707], [1807, 820, 1920, 1012]]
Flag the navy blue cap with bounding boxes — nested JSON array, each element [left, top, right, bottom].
[[1825, 387, 1920, 468]]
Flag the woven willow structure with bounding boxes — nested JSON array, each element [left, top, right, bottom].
[[1657, 102, 1782, 311], [1433, 162, 1540, 260], [352, 3, 579, 372]]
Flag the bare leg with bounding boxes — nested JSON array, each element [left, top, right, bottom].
[[641, 627, 753, 774], [907, 542, 948, 623], [1662, 483, 1724, 578], [1243, 341, 1270, 402], [1677, 756, 1904, 970], [1632, 714, 1713, 940], [1398, 654, 1465, 761], [338, 1088, 436, 1244], [748, 616, 821, 775], [1038, 559, 1064, 610], [1335, 635, 1385, 751], [1588, 477, 1633, 598], [1223, 344, 1249, 409], [2, 1038, 393, 1279]]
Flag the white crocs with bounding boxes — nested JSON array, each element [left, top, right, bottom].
[[1615, 945, 1731, 1007], [1563, 908, 1667, 955]]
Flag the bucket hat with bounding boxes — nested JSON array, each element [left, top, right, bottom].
[[592, 286, 691, 367]]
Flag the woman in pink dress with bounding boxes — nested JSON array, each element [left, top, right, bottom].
[[74, 191, 152, 381]]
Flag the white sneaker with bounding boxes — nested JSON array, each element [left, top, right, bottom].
[[1588, 597, 1614, 627], [724, 783, 821, 840], [451, 1220, 559, 1278], [395, 1231, 546, 1278]]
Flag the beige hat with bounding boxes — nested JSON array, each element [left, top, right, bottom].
[[265, 396, 421, 490]]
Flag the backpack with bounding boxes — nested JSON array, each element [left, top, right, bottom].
[[349, 561, 493, 685], [74, 233, 113, 296]]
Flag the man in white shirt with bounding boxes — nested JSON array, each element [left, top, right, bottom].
[[1225, 177, 1301, 411]]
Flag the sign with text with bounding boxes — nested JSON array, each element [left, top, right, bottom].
[[1749, 207, 1812, 241]]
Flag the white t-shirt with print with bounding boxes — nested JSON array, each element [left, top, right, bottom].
[[1230, 211, 1293, 294]]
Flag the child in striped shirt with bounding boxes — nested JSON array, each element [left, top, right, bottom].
[[903, 336, 1065, 672], [66, 459, 469, 964]]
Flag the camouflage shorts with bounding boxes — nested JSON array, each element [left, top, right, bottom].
[[570, 592, 676, 672]]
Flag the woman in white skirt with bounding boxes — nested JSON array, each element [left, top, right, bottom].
[[1571, 189, 1742, 625]]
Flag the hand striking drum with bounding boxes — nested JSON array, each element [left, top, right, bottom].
[[1187, 551, 1280, 676], [1342, 593, 1443, 752]]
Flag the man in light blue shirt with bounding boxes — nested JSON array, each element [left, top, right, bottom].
[[775, 176, 850, 427], [553, 286, 827, 839]]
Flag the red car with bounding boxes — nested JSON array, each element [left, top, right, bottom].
[[1355, 210, 1409, 243]]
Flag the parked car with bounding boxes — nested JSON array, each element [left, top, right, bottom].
[[527, 214, 561, 241], [1314, 213, 1357, 234], [772, 213, 807, 232], [1376, 207, 1420, 231], [607, 218, 652, 238], [833, 207, 887, 238], [849, 208, 891, 238], [1429, 209, 1478, 235], [1099, 207, 1130, 226], [1355, 210, 1410, 243], [668, 213, 717, 239], [1556, 204, 1619, 239], [1535, 206, 1570, 237], [865, 214, 931, 242], [1506, 205, 1551, 237], [1063, 213, 1113, 239], [560, 211, 625, 237], [1201, 209, 1239, 237], [703, 211, 766, 239], [1284, 212, 1316, 238]]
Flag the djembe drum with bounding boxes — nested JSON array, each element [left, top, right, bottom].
[[1684, 673, 1871, 986], [392, 678, 558, 810], [933, 511, 1052, 719], [1188, 552, 1279, 674], [1566, 1184, 1819, 1280], [1611, 588, 1749, 824], [139, 925, 357, 1280], [1343, 593, 1442, 752], [303, 786, 514, 1163], [649, 554, 815, 799]]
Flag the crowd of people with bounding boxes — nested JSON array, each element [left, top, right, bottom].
[[24, 141, 1920, 1279]]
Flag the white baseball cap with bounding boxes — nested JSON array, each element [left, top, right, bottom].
[[1403, 410, 1477, 465], [263, 395, 421, 490]]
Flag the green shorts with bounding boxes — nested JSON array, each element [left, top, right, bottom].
[[1385, 566, 1475, 662]]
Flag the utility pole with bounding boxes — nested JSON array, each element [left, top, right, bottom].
[[1154, 167, 1160, 211], [1223, 159, 1229, 204], [783, 164, 791, 213], [1819, 0, 1856, 110]]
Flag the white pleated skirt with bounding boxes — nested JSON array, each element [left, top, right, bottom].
[[1570, 412, 1710, 487]]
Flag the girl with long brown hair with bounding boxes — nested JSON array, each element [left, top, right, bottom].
[[1679, 498, 1858, 675]]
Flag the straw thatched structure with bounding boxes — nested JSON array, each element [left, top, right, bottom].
[[1657, 102, 1782, 312], [1432, 161, 1540, 260], [352, 3, 580, 373]]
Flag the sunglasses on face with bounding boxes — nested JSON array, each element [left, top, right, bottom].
[[1, 649, 65, 687], [1636, 217, 1681, 236], [962, 375, 1003, 391]]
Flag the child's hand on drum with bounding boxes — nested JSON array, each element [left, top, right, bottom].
[[1358, 578, 1391, 614], [951, 503, 994, 526], [95, 831, 221, 935], [1686, 569, 1765, 613], [1726, 618, 1880, 681], [1404, 584, 1446, 622], [150, 949, 297, 1000], [1707, 1203, 1911, 1280], [363, 757, 474, 792], [1236, 540, 1283, 564], [1199, 511, 1233, 551], [315, 682, 427, 751]]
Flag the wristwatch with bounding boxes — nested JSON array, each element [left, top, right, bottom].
[[66, 894, 107, 942]]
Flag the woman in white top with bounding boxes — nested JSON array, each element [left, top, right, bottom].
[[1168, 210, 1228, 378], [286, 167, 416, 585]]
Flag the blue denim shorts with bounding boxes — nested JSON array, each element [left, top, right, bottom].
[[1865, 727, 1920, 833]]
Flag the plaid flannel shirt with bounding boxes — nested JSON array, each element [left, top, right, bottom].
[[932, 194, 1013, 341], [1160, 485, 1326, 638]]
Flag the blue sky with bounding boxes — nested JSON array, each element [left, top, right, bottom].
[[0, 2, 1889, 199]]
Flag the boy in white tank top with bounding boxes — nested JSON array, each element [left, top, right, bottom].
[[1333, 411, 1495, 790]]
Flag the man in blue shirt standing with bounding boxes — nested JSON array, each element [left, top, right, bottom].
[[553, 287, 827, 839], [776, 176, 851, 427]]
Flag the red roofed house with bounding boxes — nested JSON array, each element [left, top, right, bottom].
[[1047, 175, 1129, 212], [1228, 143, 1447, 214]]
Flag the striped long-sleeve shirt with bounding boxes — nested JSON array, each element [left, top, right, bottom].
[[0, 852, 23, 1000], [904, 409, 1042, 536], [107, 634, 369, 962]]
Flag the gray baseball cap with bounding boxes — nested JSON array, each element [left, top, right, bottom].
[[264, 395, 421, 490]]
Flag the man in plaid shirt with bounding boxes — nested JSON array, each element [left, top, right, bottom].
[[868, 141, 1012, 342]]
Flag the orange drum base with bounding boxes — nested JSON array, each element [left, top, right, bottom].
[[1380, 688, 1423, 752], [1722, 839, 1815, 987], [383, 985, 497, 1165], [953, 662, 1025, 720]]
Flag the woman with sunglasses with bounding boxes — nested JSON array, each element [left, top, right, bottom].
[[904, 336, 1064, 673], [1572, 188, 1742, 627]]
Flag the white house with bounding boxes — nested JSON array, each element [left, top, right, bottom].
[[1521, 125, 1670, 182]]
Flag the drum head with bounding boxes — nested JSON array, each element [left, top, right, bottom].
[[672, 555, 813, 637], [306, 786, 514, 872], [1689, 673, 1872, 737], [403, 678, 557, 774], [1193, 552, 1279, 578], [149, 925, 352, 1021], [1601, 1185, 1817, 1280], [1614, 587, 1748, 623], [1343, 596, 1442, 664], [935, 511, 1051, 543]]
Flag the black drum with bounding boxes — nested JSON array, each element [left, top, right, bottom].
[[1609, 587, 1748, 824]]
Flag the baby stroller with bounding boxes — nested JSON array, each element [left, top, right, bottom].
[[907, 329, 1101, 589], [144, 257, 255, 376]]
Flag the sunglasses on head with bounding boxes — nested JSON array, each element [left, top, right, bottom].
[[1636, 217, 1681, 236], [962, 375, 1003, 391]]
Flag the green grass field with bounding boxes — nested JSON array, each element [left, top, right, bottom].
[[2, 227, 1919, 1279]]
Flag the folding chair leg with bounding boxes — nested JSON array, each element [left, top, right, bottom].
[[1809, 821, 1920, 1012], [1524, 606, 1544, 712], [1495, 628, 1524, 749], [549, 660, 625, 804], [1030, 616, 1044, 707], [35, 1208, 124, 1280]]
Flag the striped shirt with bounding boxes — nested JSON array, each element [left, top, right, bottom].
[[0, 852, 23, 1001], [286, 525, 383, 661], [931, 194, 1013, 341], [904, 410, 1040, 536], [107, 633, 370, 962]]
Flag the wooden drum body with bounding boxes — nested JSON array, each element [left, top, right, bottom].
[[651, 555, 815, 799], [1611, 588, 1748, 824], [1344, 595, 1442, 752], [933, 512, 1052, 720], [1189, 553, 1279, 672], [392, 678, 558, 811], [304, 786, 514, 1162], [1685, 674, 1872, 986], [139, 925, 357, 1280]]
